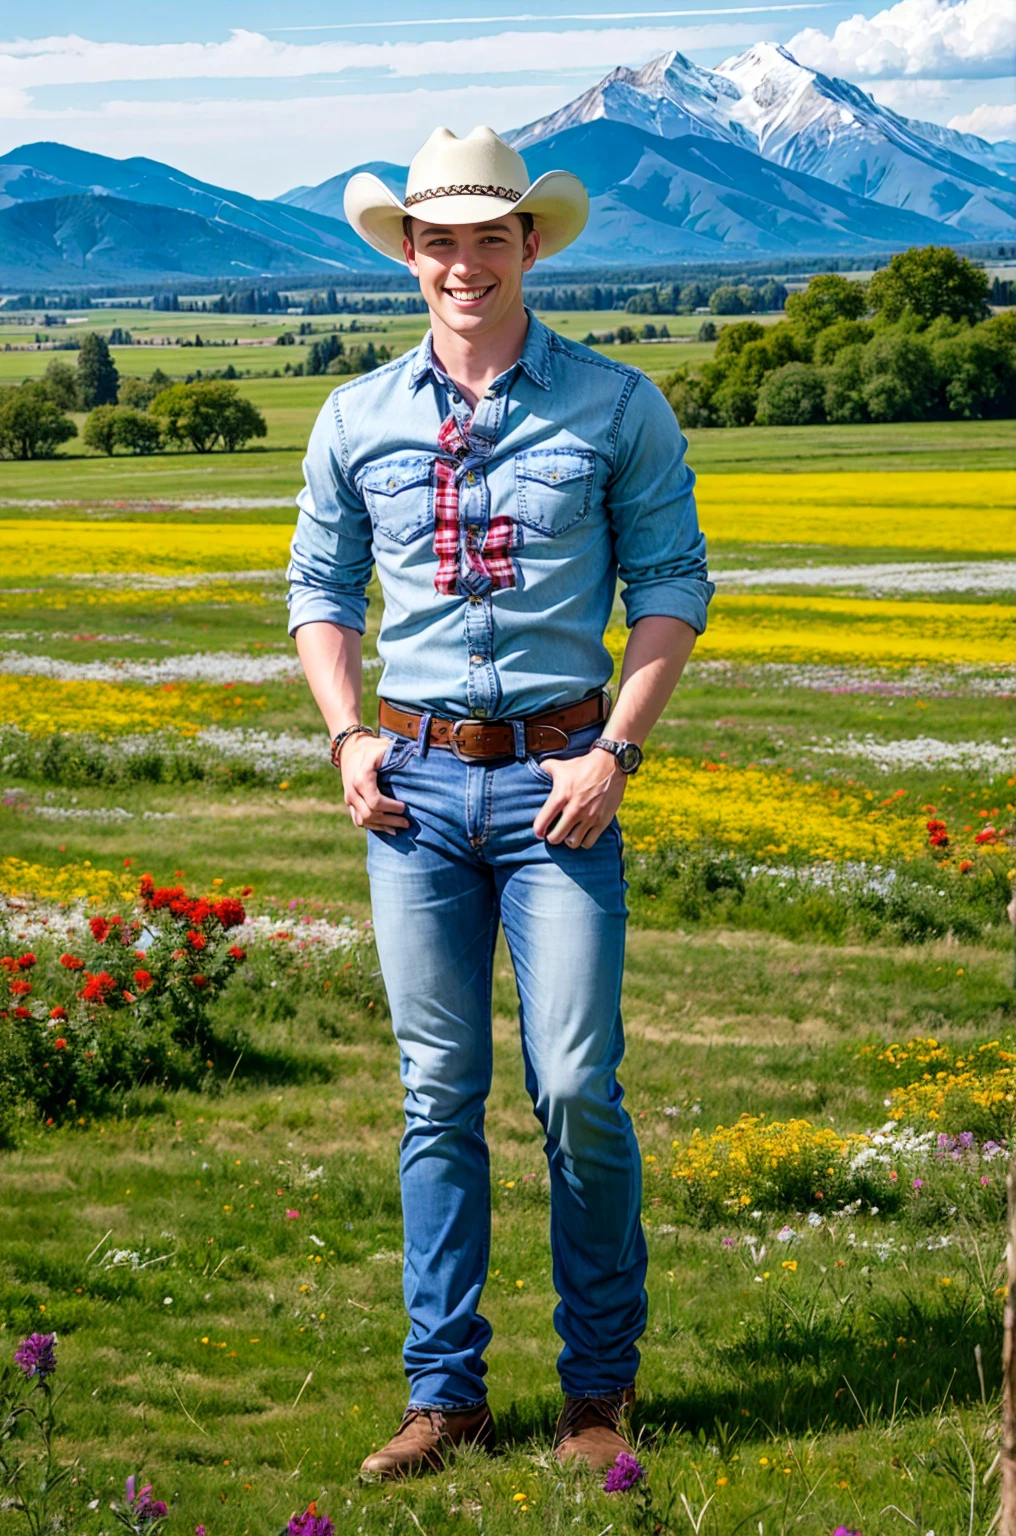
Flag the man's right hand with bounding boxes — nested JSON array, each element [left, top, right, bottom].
[[340, 733, 410, 834]]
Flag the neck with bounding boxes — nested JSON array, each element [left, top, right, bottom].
[[429, 303, 530, 409]]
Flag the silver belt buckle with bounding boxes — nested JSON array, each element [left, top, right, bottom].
[[449, 718, 484, 762]]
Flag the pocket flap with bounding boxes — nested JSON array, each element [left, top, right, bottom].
[[515, 449, 595, 486], [361, 455, 434, 496]]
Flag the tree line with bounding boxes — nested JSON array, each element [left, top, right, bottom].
[[662, 248, 1015, 428], [0, 335, 266, 459]]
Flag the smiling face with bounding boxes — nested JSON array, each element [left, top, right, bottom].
[[403, 214, 540, 340]]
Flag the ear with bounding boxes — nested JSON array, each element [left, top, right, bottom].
[[403, 234, 420, 276], [521, 227, 541, 274]]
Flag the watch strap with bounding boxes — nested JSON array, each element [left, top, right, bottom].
[[330, 723, 377, 770]]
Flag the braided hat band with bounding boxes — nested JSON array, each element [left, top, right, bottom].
[[404, 183, 523, 208]]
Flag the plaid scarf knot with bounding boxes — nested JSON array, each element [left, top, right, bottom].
[[433, 413, 516, 596]]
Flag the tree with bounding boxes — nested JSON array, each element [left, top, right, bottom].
[[41, 358, 80, 411], [813, 318, 873, 365], [151, 381, 266, 453], [77, 332, 119, 409], [697, 319, 717, 342], [785, 274, 867, 336], [83, 404, 119, 455], [114, 408, 162, 454], [868, 246, 990, 327], [931, 321, 1016, 419], [860, 331, 936, 421], [714, 321, 766, 361], [0, 382, 77, 459], [119, 374, 167, 410], [755, 362, 827, 426], [710, 285, 749, 315], [823, 344, 867, 424]]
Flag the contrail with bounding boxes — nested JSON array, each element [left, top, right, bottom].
[[271, 6, 832, 33]]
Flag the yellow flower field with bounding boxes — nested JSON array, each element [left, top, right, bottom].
[[0, 676, 264, 736], [1, 519, 291, 578], [0, 584, 272, 615], [0, 855, 136, 905], [620, 758, 925, 861], [697, 470, 1015, 554], [671, 1114, 869, 1211]]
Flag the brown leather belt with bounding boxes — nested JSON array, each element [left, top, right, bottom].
[[378, 691, 609, 762]]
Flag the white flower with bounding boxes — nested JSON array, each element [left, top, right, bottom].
[[163, 1297, 173, 1306], [807, 1212, 823, 1227], [776, 1226, 797, 1243]]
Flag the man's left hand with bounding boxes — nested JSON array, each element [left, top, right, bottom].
[[532, 747, 628, 849]]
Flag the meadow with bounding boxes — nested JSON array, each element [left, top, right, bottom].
[[0, 304, 1015, 1535]]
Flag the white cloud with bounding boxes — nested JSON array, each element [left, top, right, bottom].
[[0, 83, 585, 196], [948, 101, 1016, 140], [0, 23, 755, 89], [787, 0, 1016, 80]]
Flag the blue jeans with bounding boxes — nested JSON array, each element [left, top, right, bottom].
[[365, 719, 648, 1409]]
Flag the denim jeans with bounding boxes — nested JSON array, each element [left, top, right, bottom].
[[365, 719, 648, 1409]]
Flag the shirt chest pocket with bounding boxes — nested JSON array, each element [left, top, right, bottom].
[[360, 454, 435, 545], [514, 448, 596, 536]]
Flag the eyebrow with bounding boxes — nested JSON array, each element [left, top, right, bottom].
[[416, 222, 513, 236]]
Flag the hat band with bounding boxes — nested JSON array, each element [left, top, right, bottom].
[[403, 182, 524, 208]]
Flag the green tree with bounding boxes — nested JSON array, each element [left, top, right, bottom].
[[714, 321, 766, 360], [83, 404, 119, 455], [77, 332, 119, 409], [0, 382, 77, 460], [118, 374, 165, 410], [696, 319, 717, 342], [709, 285, 748, 315], [113, 408, 162, 454], [41, 358, 80, 411], [151, 381, 266, 453], [785, 274, 867, 336], [813, 318, 873, 365], [931, 321, 1016, 419], [868, 246, 990, 327], [823, 344, 867, 424], [755, 362, 827, 425], [860, 331, 936, 421]]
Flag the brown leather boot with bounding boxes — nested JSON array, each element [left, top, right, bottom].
[[359, 1403, 495, 1480], [553, 1387, 636, 1470]]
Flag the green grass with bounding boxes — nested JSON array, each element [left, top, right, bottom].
[[2, 925, 1011, 1536]]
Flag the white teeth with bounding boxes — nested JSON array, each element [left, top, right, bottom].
[[448, 288, 490, 300]]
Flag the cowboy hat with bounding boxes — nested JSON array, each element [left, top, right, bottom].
[[343, 125, 589, 263]]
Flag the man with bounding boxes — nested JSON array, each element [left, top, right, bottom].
[[287, 125, 712, 1479]]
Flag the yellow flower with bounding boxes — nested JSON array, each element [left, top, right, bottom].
[[782, 1260, 798, 1272]]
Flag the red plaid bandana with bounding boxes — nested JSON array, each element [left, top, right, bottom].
[[433, 413, 516, 596]]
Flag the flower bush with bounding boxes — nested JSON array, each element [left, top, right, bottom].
[[862, 1036, 1016, 1138]]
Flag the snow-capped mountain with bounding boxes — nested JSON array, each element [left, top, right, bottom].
[[509, 42, 1015, 241]]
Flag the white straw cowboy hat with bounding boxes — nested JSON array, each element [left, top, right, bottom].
[[343, 125, 589, 263]]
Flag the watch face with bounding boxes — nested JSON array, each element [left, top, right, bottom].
[[617, 742, 642, 773]]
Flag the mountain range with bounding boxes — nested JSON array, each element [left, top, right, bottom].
[[0, 42, 1012, 286]]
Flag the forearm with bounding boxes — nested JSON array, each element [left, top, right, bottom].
[[294, 621, 364, 739], [605, 615, 697, 745]]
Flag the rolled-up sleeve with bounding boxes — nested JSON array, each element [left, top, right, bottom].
[[286, 392, 375, 637], [607, 375, 714, 633]]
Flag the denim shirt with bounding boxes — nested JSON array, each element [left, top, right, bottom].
[[286, 311, 713, 719]]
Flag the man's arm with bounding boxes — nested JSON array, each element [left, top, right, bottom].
[[532, 616, 694, 849], [295, 621, 409, 833]]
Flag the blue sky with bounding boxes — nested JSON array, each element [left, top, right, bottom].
[[2, 0, 1012, 195]]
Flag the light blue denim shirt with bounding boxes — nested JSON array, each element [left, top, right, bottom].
[[286, 311, 713, 718]]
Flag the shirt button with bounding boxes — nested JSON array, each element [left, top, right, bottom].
[[466, 471, 476, 485], [470, 653, 485, 665], [472, 706, 488, 718]]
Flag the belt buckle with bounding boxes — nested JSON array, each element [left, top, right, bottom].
[[449, 718, 484, 762]]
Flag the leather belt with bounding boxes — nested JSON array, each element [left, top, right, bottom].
[[378, 691, 609, 763]]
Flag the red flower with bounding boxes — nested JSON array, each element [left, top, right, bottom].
[[171, 948, 187, 961], [9, 980, 31, 996], [60, 954, 85, 970], [89, 916, 111, 943], [192, 974, 209, 989], [241, 885, 254, 897], [212, 898, 245, 930], [80, 971, 117, 1004], [14, 1007, 31, 1020], [54, 1038, 67, 1050], [228, 945, 246, 962], [49, 1006, 68, 1021], [188, 930, 208, 951], [974, 827, 998, 845], [122, 991, 136, 1004], [959, 859, 974, 873], [133, 969, 153, 992], [16, 953, 36, 970], [0, 957, 18, 973]]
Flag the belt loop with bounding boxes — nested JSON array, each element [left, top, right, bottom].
[[416, 711, 433, 758], [511, 719, 526, 761]]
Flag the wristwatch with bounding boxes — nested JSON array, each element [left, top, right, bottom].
[[592, 737, 643, 775], [330, 723, 377, 770]]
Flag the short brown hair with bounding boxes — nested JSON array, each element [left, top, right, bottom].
[[402, 210, 535, 245]]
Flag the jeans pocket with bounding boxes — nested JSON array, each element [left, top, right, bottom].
[[524, 755, 555, 786], [377, 736, 416, 779]]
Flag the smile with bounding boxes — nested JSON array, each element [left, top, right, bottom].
[[445, 285, 494, 303]]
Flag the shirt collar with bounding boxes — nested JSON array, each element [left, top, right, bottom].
[[408, 308, 552, 393]]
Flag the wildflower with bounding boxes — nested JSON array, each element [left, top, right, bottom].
[[241, 885, 254, 896], [16, 953, 35, 970], [603, 1452, 646, 1493], [959, 859, 973, 873], [14, 1332, 57, 1381], [212, 897, 245, 930], [54, 1038, 67, 1050], [287, 1503, 334, 1536], [9, 979, 31, 995], [14, 1007, 31, 1020], [832, 1528, 861, 1536], [188, 930, 208, 950], [912, 1178, 924, 1190], [60, 953, 84, 970], [89, 916, 111, 943], [49, 1006, 68, 1021], [228, 945, 246, 961], [125, 1476, 168, 1524], [134, 970, 153, 991], [286, 1209, 300, 1220], [192, 974, 209, 989], [80, 971, 117, 1004]]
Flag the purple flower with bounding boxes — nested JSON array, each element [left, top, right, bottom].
[[912, 1178, 923, 1190], [195, 1528, 206, 1536], [603, 1451, 646, 1493], [287, 1508, 334, 1536], [721, 1237, 737, 1248], [14, 1332, 57, 1381], [126, 1478, 168, 1524], [832, 1528, 861, 1536]]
